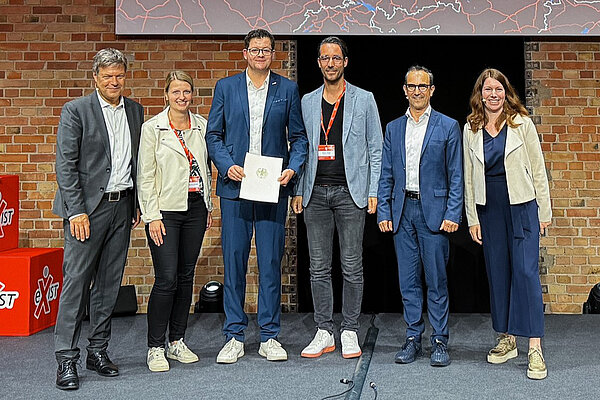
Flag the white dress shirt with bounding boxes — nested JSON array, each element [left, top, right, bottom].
[[246, 70, 270, 155], [404, 105, 431, 192], [97, 91, 133, 192]]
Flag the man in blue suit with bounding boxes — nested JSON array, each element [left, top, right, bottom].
[[206, 29, 307, 364], [292, 37, 382, 359], [377, 66, 462, 367]]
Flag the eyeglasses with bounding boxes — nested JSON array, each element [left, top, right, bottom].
[[247, 47, 273, 56], [318, 55, 344, 65], [405, 84, 432, 92]]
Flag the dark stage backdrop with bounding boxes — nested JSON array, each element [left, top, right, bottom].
[[295, 36, 526, 313]]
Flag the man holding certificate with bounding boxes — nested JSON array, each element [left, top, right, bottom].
[[292, 37, 382, 359], [206, 29, 307, 364]]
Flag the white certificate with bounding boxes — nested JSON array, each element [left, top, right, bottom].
[[239, 152, 283, 203]]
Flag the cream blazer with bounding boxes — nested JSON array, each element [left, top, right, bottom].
[[137, 107, 212, 223], [463, 114, 551, 227]]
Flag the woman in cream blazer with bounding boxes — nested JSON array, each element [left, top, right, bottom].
[[463, 68, 551, 380], [137, 71, 212, 372]]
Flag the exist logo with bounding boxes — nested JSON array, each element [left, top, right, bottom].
[[33, 266, 60, 319], [0, 281, 20, 310], [0, 191, 16, 239]]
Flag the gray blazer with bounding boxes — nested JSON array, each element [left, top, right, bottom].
[[296, 81, 383, 208], [52, 92, 143, 219]]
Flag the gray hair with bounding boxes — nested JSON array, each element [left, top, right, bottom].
[[92, 48, 128, 75], [405, 65, 434, 86]]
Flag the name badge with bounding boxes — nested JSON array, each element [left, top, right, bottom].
[[189, 176, 202, 192], [318, 144, 335, 160]]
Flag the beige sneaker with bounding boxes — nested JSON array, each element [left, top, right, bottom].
[[147, 347, 169, 372], [527, 347, 547, 380], [216, 337, 244, 364], [341, 330, 362, 359], [167, 339, 199, 364], [487, 333, 518, 364], [258, 338, 288, 361], [301, 329, 335, 358]]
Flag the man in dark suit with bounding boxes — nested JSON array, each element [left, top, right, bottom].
[[377, 66, 463, 367], [206, 29, 307, 364], [52, 48, 143, 390]]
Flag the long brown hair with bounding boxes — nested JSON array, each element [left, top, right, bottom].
[[466, 68, 528, 133]]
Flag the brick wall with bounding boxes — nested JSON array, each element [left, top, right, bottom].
[[0, 0, 298, 313], [1, 1, 598, 315], [525, 41, 600, 313]]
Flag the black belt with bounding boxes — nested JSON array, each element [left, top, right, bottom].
[[405, 190, 420, 200], [102, 189, 130, 202]]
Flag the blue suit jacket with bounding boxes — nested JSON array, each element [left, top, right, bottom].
[[295, 81, 383, 208], [206, 71, 308, 199], [377, 108, 463, 232]]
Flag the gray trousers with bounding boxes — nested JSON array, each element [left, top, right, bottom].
[[304, 185, 365, 333], [54, 196, 132, 362]]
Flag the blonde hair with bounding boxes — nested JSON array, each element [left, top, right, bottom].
[[466, 68, 528, 133], [165, 70, 194, 93]]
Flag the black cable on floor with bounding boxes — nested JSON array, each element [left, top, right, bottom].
[[345, 314, 379, 400], [320, 379, 355, 399]]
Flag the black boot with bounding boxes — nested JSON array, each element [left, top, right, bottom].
[[56, 359, 79, 390], [86, 350, 119, 377]]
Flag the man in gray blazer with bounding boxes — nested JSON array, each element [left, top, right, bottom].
[[52, 48, 143, 390], [292, 36, 382, 359]]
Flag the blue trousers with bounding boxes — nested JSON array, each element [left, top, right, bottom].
[[393, 198, 449, 344], [220, 197, 287, 343], [477, 177, 544, 338]]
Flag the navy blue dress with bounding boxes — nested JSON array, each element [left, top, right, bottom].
[[476, 124, 544, 337]]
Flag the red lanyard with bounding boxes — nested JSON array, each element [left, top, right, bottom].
[[320, 81, 346, 145], [169, 117, 194, 170]]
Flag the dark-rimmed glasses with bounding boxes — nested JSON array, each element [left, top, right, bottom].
[[247, 48, 273, 56], [405, 84, 432, 92]]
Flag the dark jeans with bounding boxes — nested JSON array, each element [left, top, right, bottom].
[[146, 193, 207, 347], [303, 185, 366, 333]]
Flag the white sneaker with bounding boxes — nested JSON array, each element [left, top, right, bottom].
[[147, 347, 169, 372], [258, 338, 288, 361], [301, 329, 335, 358], [167, 339, 199, 364], [341, 330, 362, 359], [216, 338, 244, 364]]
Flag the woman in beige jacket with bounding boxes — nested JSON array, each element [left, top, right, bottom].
[[463, 68, 551, 380], [137, 71, 212, 372]]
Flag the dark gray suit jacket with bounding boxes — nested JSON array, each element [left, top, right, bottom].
[[52, 92, 143, 219]]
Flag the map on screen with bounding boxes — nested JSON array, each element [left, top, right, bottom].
[[116, 0, 600, 36]]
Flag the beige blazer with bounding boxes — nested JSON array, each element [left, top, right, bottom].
[[463, 114, 551, 227], [137, 107, 212, 223]]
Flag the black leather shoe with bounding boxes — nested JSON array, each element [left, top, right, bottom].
[[56, 360, 79, 390], [86, 350, 119, 377]]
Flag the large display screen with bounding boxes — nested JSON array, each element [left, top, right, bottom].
[[116, 0, 600, 36]]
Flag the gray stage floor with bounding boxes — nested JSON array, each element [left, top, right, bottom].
[[1, 313, 599, 399]]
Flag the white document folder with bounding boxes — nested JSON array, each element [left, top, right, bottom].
[[239, 152, 283, 203]]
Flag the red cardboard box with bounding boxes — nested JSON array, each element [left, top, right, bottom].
[[0, 175, 19, 252], [0, 248, 64, 336]]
